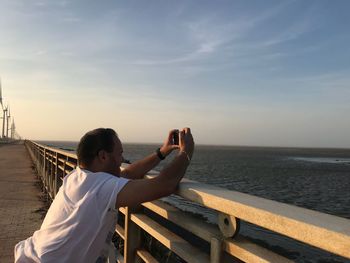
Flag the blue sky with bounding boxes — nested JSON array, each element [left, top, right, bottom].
[[1, 0, 350, 147]]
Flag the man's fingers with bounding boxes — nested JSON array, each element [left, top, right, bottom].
[[165, 129, 177, 143], [170, 129, 178, 135], [172, 145, 180, 150], [182, 127, 191, 134], [168, 129, 177, 138], [179, 130, 185, 142]]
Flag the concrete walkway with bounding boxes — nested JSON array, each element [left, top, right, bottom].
[[0, 143, 44, 263]]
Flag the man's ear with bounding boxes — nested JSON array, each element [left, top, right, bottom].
[[97, 150, 108, 162]]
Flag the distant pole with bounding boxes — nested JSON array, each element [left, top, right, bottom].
[[2, 107, 6, 138], [11, 119, 15, 139], [0, 79, 3, 139], [0, 77, 3, 108], [6, 106, 10, 138]]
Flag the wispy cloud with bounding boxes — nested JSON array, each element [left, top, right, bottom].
[[131, 2, 300, 67], [62, 16, 81, 23], [34, 50, 48, 56], [34, 1, 47, 7], [288, 71, 350, 91], [256, 16, 313, 48]]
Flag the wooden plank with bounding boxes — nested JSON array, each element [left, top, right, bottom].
[[65, 161, 76, 169], [55, 159, 75, 170], [116, 253, 124, 263], [136, 249, 158, 263], [119, 207, 126, 215], [131, 213, 210, 263], [223, 236, 293, 263], [143, 200, 291, 262], [58, 157, 66, 163], [143, 200, 221, 242], [115, 224, 125, 240]]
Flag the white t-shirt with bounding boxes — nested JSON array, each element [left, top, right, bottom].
[[14, 167, 129, 263]]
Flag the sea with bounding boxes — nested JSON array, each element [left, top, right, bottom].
[[38, 141, 350, 263]]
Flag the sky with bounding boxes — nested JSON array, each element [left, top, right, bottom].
[[0, 0, 349, 148]]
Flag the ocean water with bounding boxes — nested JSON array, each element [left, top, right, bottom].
[[38, 141, 350, 262]]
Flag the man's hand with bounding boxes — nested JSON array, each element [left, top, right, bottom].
[[159, 129, 180, 157], [116, 127, 194, 208], [179, 127, 194, 160]]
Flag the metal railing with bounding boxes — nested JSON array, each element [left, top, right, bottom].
[[24, 140, 350, 263]]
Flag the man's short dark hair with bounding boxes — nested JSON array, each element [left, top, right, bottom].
[[77, 128, 118, 166]]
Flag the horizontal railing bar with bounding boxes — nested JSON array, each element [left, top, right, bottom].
[[224, 236, 292, 263], [116, 253, 124, 263], [46, 152, 54, 158], [143, 200, 221, 241], [57, 166, 72, 175], [136, 249, 158, 263], [131, 213, 210, 263], [58, 157, 66, 162], [65, 161, 76, 169], [119, 207, 126, 215], [31, 141, 77, 159], [143, 200, 292, 262], [115, 224, 125, 240]]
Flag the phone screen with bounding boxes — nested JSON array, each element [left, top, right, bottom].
[[173, 131, 179, 145]]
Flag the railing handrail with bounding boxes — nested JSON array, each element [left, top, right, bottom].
[[30, 140, 77, 159], [24, 139, 350, 261], [173, 178, 350, 258]]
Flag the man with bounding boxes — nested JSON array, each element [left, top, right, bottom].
[[15, 127, 194, 262]]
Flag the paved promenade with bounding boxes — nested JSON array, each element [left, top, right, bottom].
[[0, 143, 44, 263]]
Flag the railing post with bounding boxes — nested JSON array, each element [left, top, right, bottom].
[[47, 151, 50, 195], [54, 152, 59, 197], [210, 238, 222, 263], [40, 147, 44, 175], [38, 146, 42, 174], [37, 146, 41, 172], [50, 151, 54, 197], [47, 151, 51, 195], [43, 148, 47, 191], [124, 207, 142, 263], [63, 156, 68, 177]]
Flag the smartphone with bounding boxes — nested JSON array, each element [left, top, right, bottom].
[[173, 130, 179, 145]]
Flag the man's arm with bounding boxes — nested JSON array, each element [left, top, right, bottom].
[[120, 130, 179, 180], [116, 128, 194, 208]]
